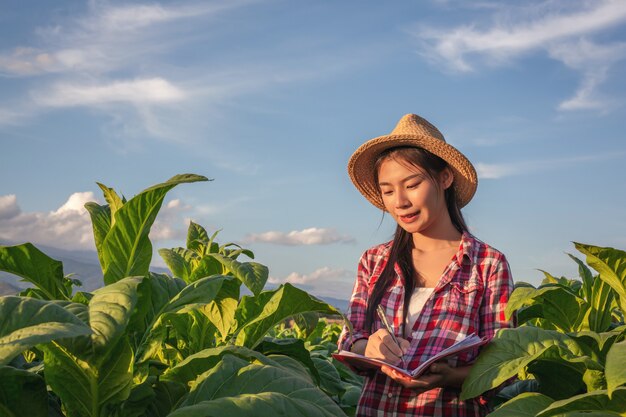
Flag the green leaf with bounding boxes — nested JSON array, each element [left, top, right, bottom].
[[206, 254, 268, 296], [169, 392, 346, 417], [119, 377, 186, 417], [0, 366, 48, 417], [42, 337, 134, 417], [460, 327, 596, 401], [163, 345, 281, 386], [235, 284, 341, 348], [88, 276, 144, 353], [583, 275, 614, 332], [127, 272, 186, 340], [188, 256, 222, 283], [102, 174, 208, 284], [85, 202, 112, 272], [202, 278, 240, 342], [606, 340, 626, 397], [537, 388, 626, 416], [135, 276, 231, 364], [96, 182, 124, 226], [526, 358, 587, 399], [312, 356, 344, 395], [158, 248, 195, 282], [487, 392, 553, 417], [0, 296, 91, 365], [505, 285, 586, 332], [255, 338, 320, 385], [187, 221, 209, 251], [0, 243, 69, 300], [567, 254, 594, 300], [575, 243, 626, 314], [179, 355, 346, 416]]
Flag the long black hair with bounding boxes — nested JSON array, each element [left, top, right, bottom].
[[364, 146, 469, 332]]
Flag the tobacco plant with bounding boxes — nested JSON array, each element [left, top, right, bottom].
[[0, 174, 346, 417], [461, 243, 626, 416]]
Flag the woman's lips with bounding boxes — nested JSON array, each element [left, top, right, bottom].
[[399, 211, 420, 223]]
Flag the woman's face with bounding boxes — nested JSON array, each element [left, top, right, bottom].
[[377, 157, 452, 235]]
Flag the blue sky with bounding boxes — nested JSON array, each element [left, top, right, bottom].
[[1, 0, 625, 298]]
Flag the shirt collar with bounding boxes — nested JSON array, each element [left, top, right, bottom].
[[455, 231, 474, 268]]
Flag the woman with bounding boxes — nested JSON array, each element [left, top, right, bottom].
[[338, 114, 514, 416]]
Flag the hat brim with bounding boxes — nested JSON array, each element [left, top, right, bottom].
[[348, 133, 477, 210]]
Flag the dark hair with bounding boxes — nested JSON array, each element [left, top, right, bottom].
[[364, 146, 469, 332]]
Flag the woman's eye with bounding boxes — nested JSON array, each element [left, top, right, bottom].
[[382, 190, 393, 196], [407, 182, 420, 189]]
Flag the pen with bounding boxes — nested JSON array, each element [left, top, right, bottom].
[[376, 304, 406, 368]]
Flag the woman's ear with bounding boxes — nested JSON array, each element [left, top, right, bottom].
[[440, 167, 454, 190]]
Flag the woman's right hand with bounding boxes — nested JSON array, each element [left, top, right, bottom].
[[365, 328, 410, 366]]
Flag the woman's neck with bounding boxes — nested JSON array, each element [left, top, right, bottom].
[[411, 221, 462, 253]]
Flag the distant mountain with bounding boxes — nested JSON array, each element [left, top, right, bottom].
[[0, 242, 350, 312]]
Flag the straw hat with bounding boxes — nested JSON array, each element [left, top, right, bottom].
[[347, 114, 477, 210]]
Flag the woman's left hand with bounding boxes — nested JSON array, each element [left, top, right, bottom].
[[380, 362, 470, 394]]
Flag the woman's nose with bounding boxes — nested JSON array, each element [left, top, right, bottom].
[[394, 191, 410, 208]]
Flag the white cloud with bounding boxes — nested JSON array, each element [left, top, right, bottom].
[[0, 195, 20, 220], [0, 193, 191, 250], [33, 78, 186, 107], [269, 266, 355, 298], [246, 227, 355, 246], [0, 192, 96, 250], [412, 0, 626, 111]]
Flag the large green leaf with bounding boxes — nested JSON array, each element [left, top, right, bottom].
[[135, 275, 231, 364], [583, 275, 614, 332], [0, 366, 48, 417], [0, 243, 69, 300], [163, 345, 279, 386], [537, 388, 626, 416], [168, 392, 346, 417], [119, 377, 186, 417], [512, 285, 586, 332], [158, 248, 195, 282], [235, 284, 341, 348], [526, 358, 586, 399], [606, 339, 626, 397], [88, 276, 144, 353], [202, 278, 239, 342], [84, 202, 111, 272], [126, 273, 186, 344], [188, 256, 222, 283], [179, 355, 346, 416], [487, 392, 553, 417], [96, 182, 124, 226], [102, 174, 208, 284], [186, 221, 209, 252], [460, 327, 597, 401], [42, 337, 134, 417], [255, 338, 320, 385], [206, 254, 268, 296], [0, 296, 91, 365], [567, 254, 594, 300], [575, 243, 626, 314]]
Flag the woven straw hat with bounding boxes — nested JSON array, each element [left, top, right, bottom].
[[347, 114, 477, 210]]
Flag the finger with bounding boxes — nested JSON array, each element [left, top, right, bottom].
[[381, 334, 404, 357], [398, 337, 411, 352], [380, 340, 403, 360]]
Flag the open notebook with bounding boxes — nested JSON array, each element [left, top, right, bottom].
[[332, 333, 488, 379]]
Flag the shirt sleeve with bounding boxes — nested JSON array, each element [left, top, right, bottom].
[[479, 253, 515, 341], [338, 249, 373, 352]]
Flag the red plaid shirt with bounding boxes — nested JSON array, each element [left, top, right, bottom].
[[338, 232, 514, 417]]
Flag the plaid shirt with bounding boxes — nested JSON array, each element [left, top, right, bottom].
[[338, 232, 514, 417]]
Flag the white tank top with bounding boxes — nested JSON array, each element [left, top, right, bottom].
[[405, 287, 435, 338]]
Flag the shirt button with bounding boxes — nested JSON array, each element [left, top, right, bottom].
[[387, 392, 393, 398]]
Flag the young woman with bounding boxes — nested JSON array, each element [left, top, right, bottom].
[[338, 114, 514, 416]]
